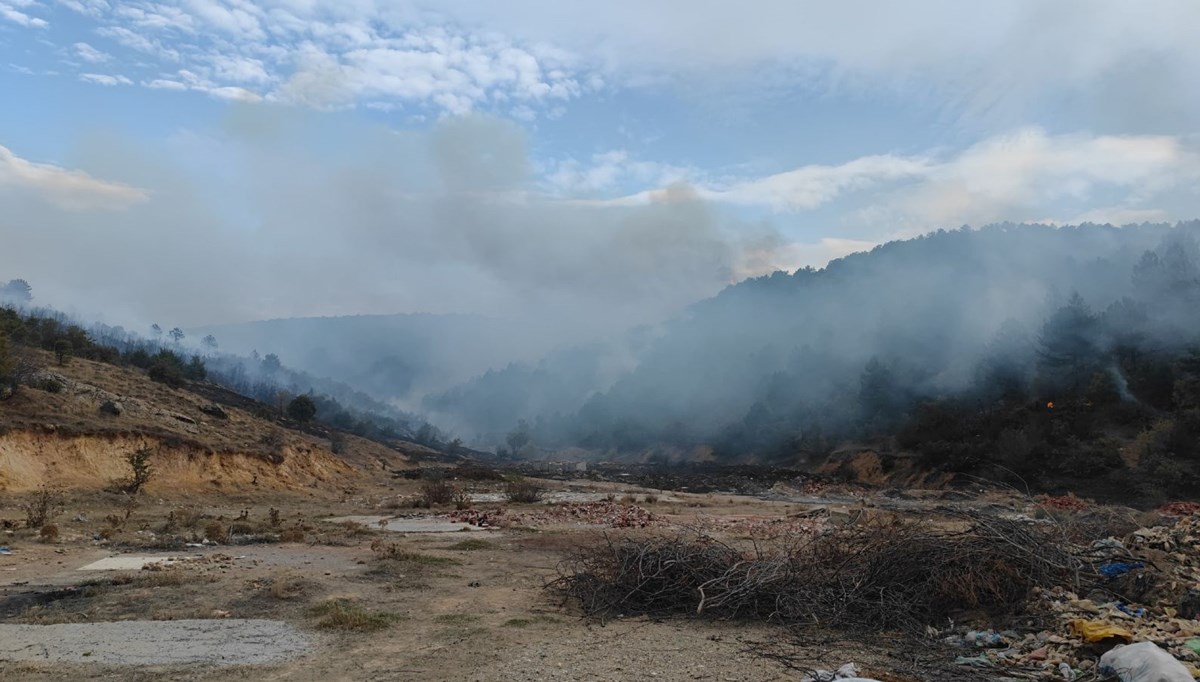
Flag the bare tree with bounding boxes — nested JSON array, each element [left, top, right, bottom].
[[169, 327, 185, 345]]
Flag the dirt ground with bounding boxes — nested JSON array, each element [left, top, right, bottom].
[[0, 476, 931, 682]]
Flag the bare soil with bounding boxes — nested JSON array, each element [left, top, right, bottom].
[[0, 477, 938, 681]]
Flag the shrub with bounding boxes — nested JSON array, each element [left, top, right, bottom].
[[39, 523, 59, 543], [504, 480, 544, 504], [287, 395, 317, 427], [148, 360, 185, 388], [33, 377, 63, 393], [23, 487, 63, 528], [452, 489, 473, 510], [118, 447, 154, 494], [280, 527, 306, 543], [203, 521, 227, 542], [419, 479, 457, 506], [53, 339, 72, 366]]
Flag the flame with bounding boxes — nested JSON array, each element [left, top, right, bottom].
[[1046, 401, 1054, 409]]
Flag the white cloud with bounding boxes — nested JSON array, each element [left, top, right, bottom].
[[545, 150, 697, 197], [74, 41, 112, 63], [207, 54, 269, 83], [57, 0, 109, 17], [182, 0, 262, 40], [438, 1, 1200, 117], [112, 3, 196, 32], [0, 2, 48, 27], [96, 25, 181, 60], [893, 128, 1197, 230], [590, 129, 1199, 240], [61, 2, 587, 116], [80, 72, 133, 85], [705, 155, 932, 211], [0, 144, 147, 210], [144, 77, 187, 90]]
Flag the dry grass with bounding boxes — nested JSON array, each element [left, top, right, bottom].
[[268, 572, 317, 600], [370, 540, 462, 566], [445, 539, 493, 551], [309, 599, 404, 631], [501, 615, 560, 628], [433, 613, 480, 624]]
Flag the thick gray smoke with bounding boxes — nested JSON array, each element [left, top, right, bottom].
[[424, 221, 1200, 450], [0, 110, 771, 349]]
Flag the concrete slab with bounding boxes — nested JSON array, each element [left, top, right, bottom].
[[326, 515, 480, 533], [78, 556, 182, 571], [0, 619, 312, 665]]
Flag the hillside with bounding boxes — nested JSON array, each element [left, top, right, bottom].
[[426, 221, 1200, 500], [193, 313, 547, 402], [0, 349, 415, 492]]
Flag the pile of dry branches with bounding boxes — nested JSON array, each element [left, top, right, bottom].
[[550, 512, 1096, 633]]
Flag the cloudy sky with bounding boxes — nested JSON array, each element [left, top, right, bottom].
[[2, 0, 1200, 329]]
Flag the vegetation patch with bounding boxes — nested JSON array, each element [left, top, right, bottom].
[[445, 538, 493, 551], [309, 599, 404, 632], [433, 613, 480, 624], [502, 615, 560, 628], [370, 540, 462, 566]]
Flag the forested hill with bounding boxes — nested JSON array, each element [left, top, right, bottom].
[[432, 221, 1200, 497]]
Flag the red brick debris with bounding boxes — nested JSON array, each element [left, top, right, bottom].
[[1157, 501, 1200, 516], [448, 502, 661, 529]]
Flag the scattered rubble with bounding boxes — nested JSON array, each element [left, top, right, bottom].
[[449, 502, 660, 529]]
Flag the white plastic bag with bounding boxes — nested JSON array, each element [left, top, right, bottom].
[[798, 663, 883, 682], [1098, 642, 1195, 682]]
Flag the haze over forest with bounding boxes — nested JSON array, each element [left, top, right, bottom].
[[4, 1, 1200, 493]]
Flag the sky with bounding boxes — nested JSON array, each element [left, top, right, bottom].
[[2, 0, 1200, 332]]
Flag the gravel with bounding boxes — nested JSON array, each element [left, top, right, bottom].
[[0, 619, 312, 666]]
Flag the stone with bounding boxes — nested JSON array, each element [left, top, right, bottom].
[[99, 400, 123, 416]]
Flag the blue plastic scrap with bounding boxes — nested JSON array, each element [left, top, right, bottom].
[[1098, 561, 1145, 579], [1115, 601, 1148, 617]]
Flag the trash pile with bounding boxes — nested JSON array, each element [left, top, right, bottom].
[[930, 511, 1200, 679]]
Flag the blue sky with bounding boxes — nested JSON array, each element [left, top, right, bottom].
[[2, 1, 1200, 330]]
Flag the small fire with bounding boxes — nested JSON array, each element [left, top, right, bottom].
[[1046, 401, 1054, 409]]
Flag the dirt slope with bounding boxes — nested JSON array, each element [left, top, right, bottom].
[[0, 352, 405, 492]]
